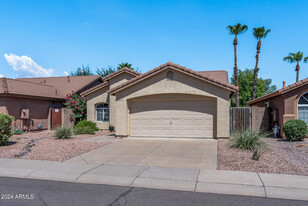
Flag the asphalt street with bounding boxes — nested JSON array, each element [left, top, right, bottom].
[[0, 177, 306, 206]]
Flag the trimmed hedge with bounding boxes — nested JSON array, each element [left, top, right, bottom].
[[73, 120, 98, 135], [0, 114, 14, 146], [282, 119, 307, 141], [74, 121, 99, 131], [73, 126, 95, 135]]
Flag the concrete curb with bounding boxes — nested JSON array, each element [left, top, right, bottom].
[[0, 158, 307, 201]]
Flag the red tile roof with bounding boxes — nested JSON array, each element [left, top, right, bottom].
[[247, 77, 308, 104], [108, 62, 238, 94], [17, 75, 102, 97], [196, 70, 229, 84], [0, 78, 63, 100]]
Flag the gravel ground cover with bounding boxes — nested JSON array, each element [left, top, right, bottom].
[[0, 130, 114, 161], [218, 137, 308, 176]]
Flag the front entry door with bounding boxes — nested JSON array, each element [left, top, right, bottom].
[[51, 108, 62, 129]]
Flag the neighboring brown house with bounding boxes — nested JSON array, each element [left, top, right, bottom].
[[247, 78, 308, 137], [82, 62, 237, 139], [0, 75, 102, 131]]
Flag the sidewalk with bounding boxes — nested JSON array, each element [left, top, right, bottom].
[[0, 158, 307, 201]]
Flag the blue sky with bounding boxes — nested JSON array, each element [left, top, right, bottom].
[[0, 0, 307, 88]]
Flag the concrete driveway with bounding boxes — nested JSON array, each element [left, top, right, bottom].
[[67, 138, 217, 170]]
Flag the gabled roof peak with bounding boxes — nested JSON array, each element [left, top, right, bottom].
[[108, 62, 237, 94]]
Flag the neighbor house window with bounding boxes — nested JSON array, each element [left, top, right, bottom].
[[96, 103, 109, 122], [298, 92, 308, 125]]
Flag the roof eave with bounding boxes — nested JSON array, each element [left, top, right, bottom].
[[0, 93, 65, 101], [80, 82, 109, 96]]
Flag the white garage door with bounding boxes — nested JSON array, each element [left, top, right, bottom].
[[130, 100, 215, 138]]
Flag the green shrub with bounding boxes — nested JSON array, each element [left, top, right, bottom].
[[73, 126, 95, 135], [229, 130, 268, 151], [74, 120, 99, 131], [54, 126, 73, 139], [282, 119, 307, 141], [0, 114, 14, 146]]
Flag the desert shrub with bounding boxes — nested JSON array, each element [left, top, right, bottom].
[[0, 114, 14, 146], [282, 119, 307, 141], [74, 120, 99, 131], [229, 130, 268, 151], [252, 146, 266, 161], [54, 126, 73, 139], [73, 126, 95, 135]]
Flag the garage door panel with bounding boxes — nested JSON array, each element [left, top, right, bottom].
[[130, 99, 214, 138], [140, 118, 151, 126], [183, 119, 194, 126]]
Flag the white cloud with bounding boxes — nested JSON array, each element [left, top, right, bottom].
[[0, 74, 4, 78], [64, 71, 69, 76], [4, 53, 54, 77]]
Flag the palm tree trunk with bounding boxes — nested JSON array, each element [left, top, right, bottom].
[[252, 39, 261, 99], [296, 62, 300, 82], [233, 36, 240, 107]]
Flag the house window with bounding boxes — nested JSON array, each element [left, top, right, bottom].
[[96, 103, 109, 122], [298, 92, 308, 125]]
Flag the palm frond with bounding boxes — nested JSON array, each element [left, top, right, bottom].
[[263, 29, 271, 38], [227, 23, 248, 35], [304, 57, 308, 63], [283, 56, 294, 63], [253, 26, 271, 39]]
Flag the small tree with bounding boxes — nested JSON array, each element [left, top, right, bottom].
[[64, 93, 87, 123], [96, 66, 116, 77], [70, 65, 93, 76], [230, 69, 276, 107], [0, 113, 14, 146]]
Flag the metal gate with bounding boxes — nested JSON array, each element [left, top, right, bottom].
[[230, 107, 251, 132]]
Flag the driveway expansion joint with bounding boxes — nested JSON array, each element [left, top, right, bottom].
[[80, 155, 90, 164], [133, 140, 166, 165], [75, 163, 104, 181]]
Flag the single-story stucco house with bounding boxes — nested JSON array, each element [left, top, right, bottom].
[[247, 78, 308, 137], [0, 75, 103, 131], [82, 62, 238, 139]]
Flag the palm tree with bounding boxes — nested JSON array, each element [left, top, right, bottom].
[[283, 51, 308, 82], [227, 23, 248, 107], [252, 27, 271, 99], [117, 62, 133, 70]]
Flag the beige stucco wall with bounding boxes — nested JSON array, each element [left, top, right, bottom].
[[86, 87, 110, 129], [114, 69, 231, 138], [86, 72, 137, 130]]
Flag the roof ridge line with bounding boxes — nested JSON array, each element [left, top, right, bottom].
[[8, 78, 59, 89], [16, 75, 101, 80]]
